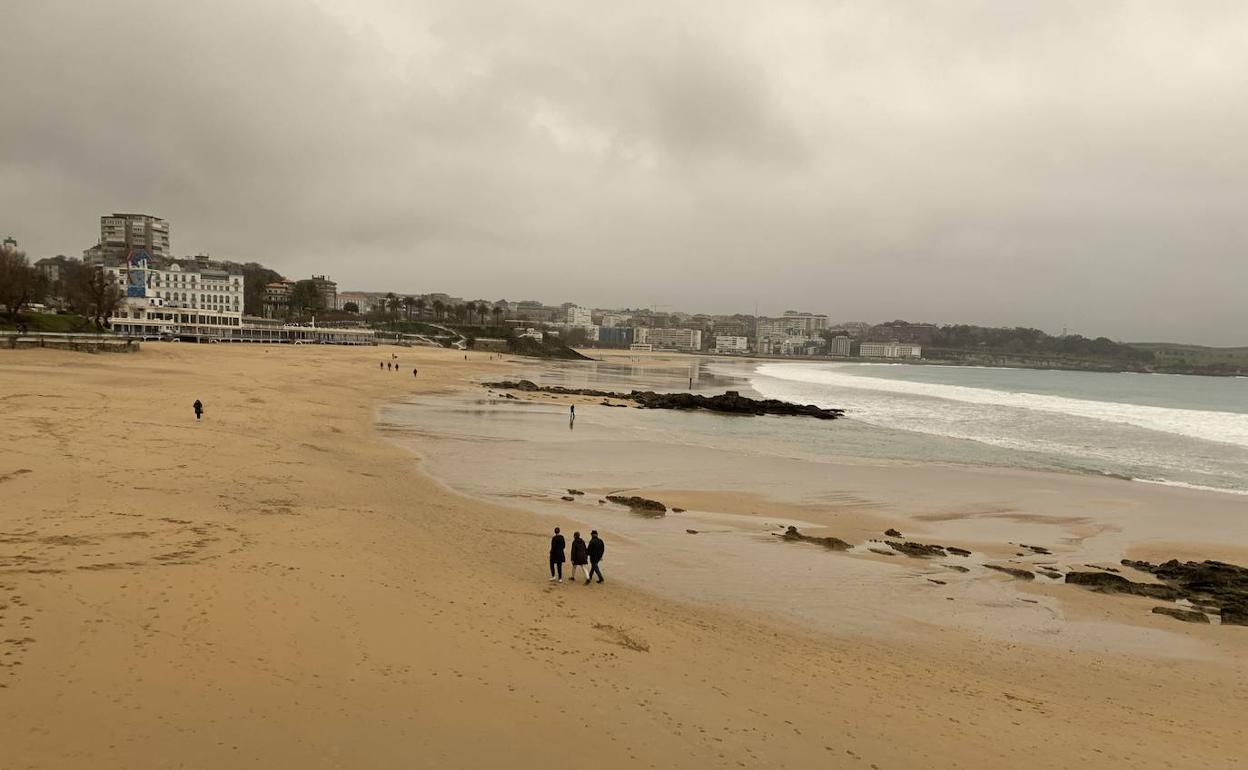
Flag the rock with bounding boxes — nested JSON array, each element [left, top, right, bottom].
[[1151, 606, 1210, 623], [1020, 544, 1052, 555], [1221, 603, 1248, 626], [567, 489, 585, 496], [884, 528, 902, 537], [885, 540, 946, 558], [779, 526, 852, 551], [868, 548, 896, 556], [943, 564, 971, 573], [984, 564, 1035, 581], [672, 507, 686, 513], [597, 499, 606, 505], [1038, 570, 1063, 579], [560, 495, 575, 502], [480, 381, 846, 420], [605, 495, 667, 514], [686, 529, 698, 535], [1064, 571, 1182, 601], [927, 578, 947, 585], [946, 547, 972, 557]]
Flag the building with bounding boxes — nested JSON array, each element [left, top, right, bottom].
[[859, 342, 922, 359], [310, 275, 337, 310], [597, 327, 635, 348], [566, 305, 593, 327], [262, 281, 294, 319], [714, 336, 750, 354], [829, 335, 852, 357], [600, 312, 627, 328], [758, 335, 823, 356], [634, 327, 702, 351], [781, 311, 829, 335], [88, 213, 170, 264], [104, 250, 245, 336]]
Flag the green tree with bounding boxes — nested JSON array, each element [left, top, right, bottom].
[[64, 262, 124, 331], [432, 299, 445, 321], [414, 297, 426, 318], [402, 296, 416, 320], [0, 246, 42, 322], [342, 301, 359, 314], [491, 304, 504, 327]]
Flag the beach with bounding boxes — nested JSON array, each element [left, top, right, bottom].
[[2, 344, 1246, 769]]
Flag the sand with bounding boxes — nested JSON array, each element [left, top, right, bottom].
[[1, 344, 1245, 769]]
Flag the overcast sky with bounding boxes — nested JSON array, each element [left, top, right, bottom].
[[3, 1, 1247, 344]]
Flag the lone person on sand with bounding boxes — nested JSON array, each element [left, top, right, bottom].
[[380, 361, 384, 370], [412, 368, 418, 378], [549, 527, 566, 582], [570, 532, 590, 583], [193, 399, 204, 421], [586, 530, 605, 584]]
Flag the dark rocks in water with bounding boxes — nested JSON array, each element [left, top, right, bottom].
[[884, 528, 902, 537], [560, 496, 575, 502], [886, 540, 946, 558], [984, 564, 1035, 581], [672, 507, 686, 513], [480, 381, 845, 420], [943, 564, 971, 573], [1151, 606, 1210, 624], [567, 489, 585, 496], [779, 526, 852, 551], [1021, 544, 1052, 555], [1064, 571, 1182, 601], [946, 547, 972, 557], [686, 529, 698, 535], [605, 495, 667, 514], [868, 547, 896, 557]]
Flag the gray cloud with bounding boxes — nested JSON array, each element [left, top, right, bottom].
[[3, 0, 1247, 343]]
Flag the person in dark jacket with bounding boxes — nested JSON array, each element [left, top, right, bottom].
[[569, 532, 590, 583], [549, 527, 566, 582], [586, 530, 605, 584], [193, 399, 203, 421]]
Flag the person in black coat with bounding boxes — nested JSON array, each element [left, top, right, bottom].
[[193, 399, 203, 421], [549, 527, 566, 582], [586, 530, 605, 584], [569, 532, 590, 583]]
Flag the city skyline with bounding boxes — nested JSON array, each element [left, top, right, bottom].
[[4, 2, 1248, 345]]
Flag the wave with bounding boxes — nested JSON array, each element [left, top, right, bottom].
[[753, 363, 1248, 449]]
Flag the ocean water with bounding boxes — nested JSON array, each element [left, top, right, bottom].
[[744, 361, 1248, 495]]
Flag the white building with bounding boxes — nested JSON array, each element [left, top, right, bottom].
[[104, 252, 244, 336], [859, 342, 922, 359], [634, 327, 702, 351], [88, 213, 170, 264], [600, 312, 627, 328], [829, 335, 852, 357], [714, 335, 750, 354], [566, 305, 593, 327]]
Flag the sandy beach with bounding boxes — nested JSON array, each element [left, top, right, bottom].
[[2, 344, 1245, 769]]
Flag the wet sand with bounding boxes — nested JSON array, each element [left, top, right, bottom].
[[1, 345, 1246, 768]]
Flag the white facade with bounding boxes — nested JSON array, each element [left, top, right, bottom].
[[566, 305, 593, 327], [859, 342, 922, 358], [829, 335, 852, 356], [634, 327, 702, 351], [600, 313, 627, 328], [714, 335, 750, 354], [104, 255, 244, 336]]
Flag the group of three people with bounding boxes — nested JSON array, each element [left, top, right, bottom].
[[549, 527, 605, 584]]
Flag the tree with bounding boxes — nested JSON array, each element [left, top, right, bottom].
[[402, 296, 415, 320], [386, 293, 401, 324], [491, 305, 504, 327], [342, 301, 359, 314], [290, 280, 324, 317], [0, 246, 41, 321], [64, 262, 124, 331], [414, 297, 426, 318], [432, 299, 445, 321], [476, 302, 489, 326]]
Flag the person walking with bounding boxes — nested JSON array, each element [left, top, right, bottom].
[[380, 361, 384, 370], [193, 399, 204, 421], [412, 368, 418, 378], [586, 530, 605, 584], [569, 532, 590, 583], [548, 527, 566, 582]]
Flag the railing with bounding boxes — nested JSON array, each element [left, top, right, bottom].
[[0, 331, 140, 352]]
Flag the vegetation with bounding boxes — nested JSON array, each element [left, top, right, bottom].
[[0, 246, 47, 321]]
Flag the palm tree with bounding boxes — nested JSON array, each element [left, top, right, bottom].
[[476, 303, 488, 326], [492, 305, 504, 327], [402, 296, 415, 321], [386, 294, 401, 326], [432, 299, 445, 321], [414, 297, 426, 319]]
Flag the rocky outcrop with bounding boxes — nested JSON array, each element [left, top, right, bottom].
[[1063, 571, 1182, 601], [605, 495, 667, 514], [1151, 606, 1210, 624], [779, 526, 852, 551], [1121, 559, 1248, 626], [946, 547, 972, 557], [886, 541, 946, 558], [567, 489, 585, 496], [984, 564, 1035, 581], [884, 528, 902, 537], [481, 381, 845, 420]]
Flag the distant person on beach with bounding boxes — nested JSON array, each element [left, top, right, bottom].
[[549, 527, 566, 582], [380, 361, 384, 369], [570, 404, 575, 417], [193, 399, 203, 421], [412, 368, 418, 378], [570, 532, 590, 582], [586, 530, 605, 584]]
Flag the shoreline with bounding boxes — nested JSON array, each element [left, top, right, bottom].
[[2, 345, 1246, 768]]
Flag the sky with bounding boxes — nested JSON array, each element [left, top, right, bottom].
[[3, 1, 1247, 345]]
